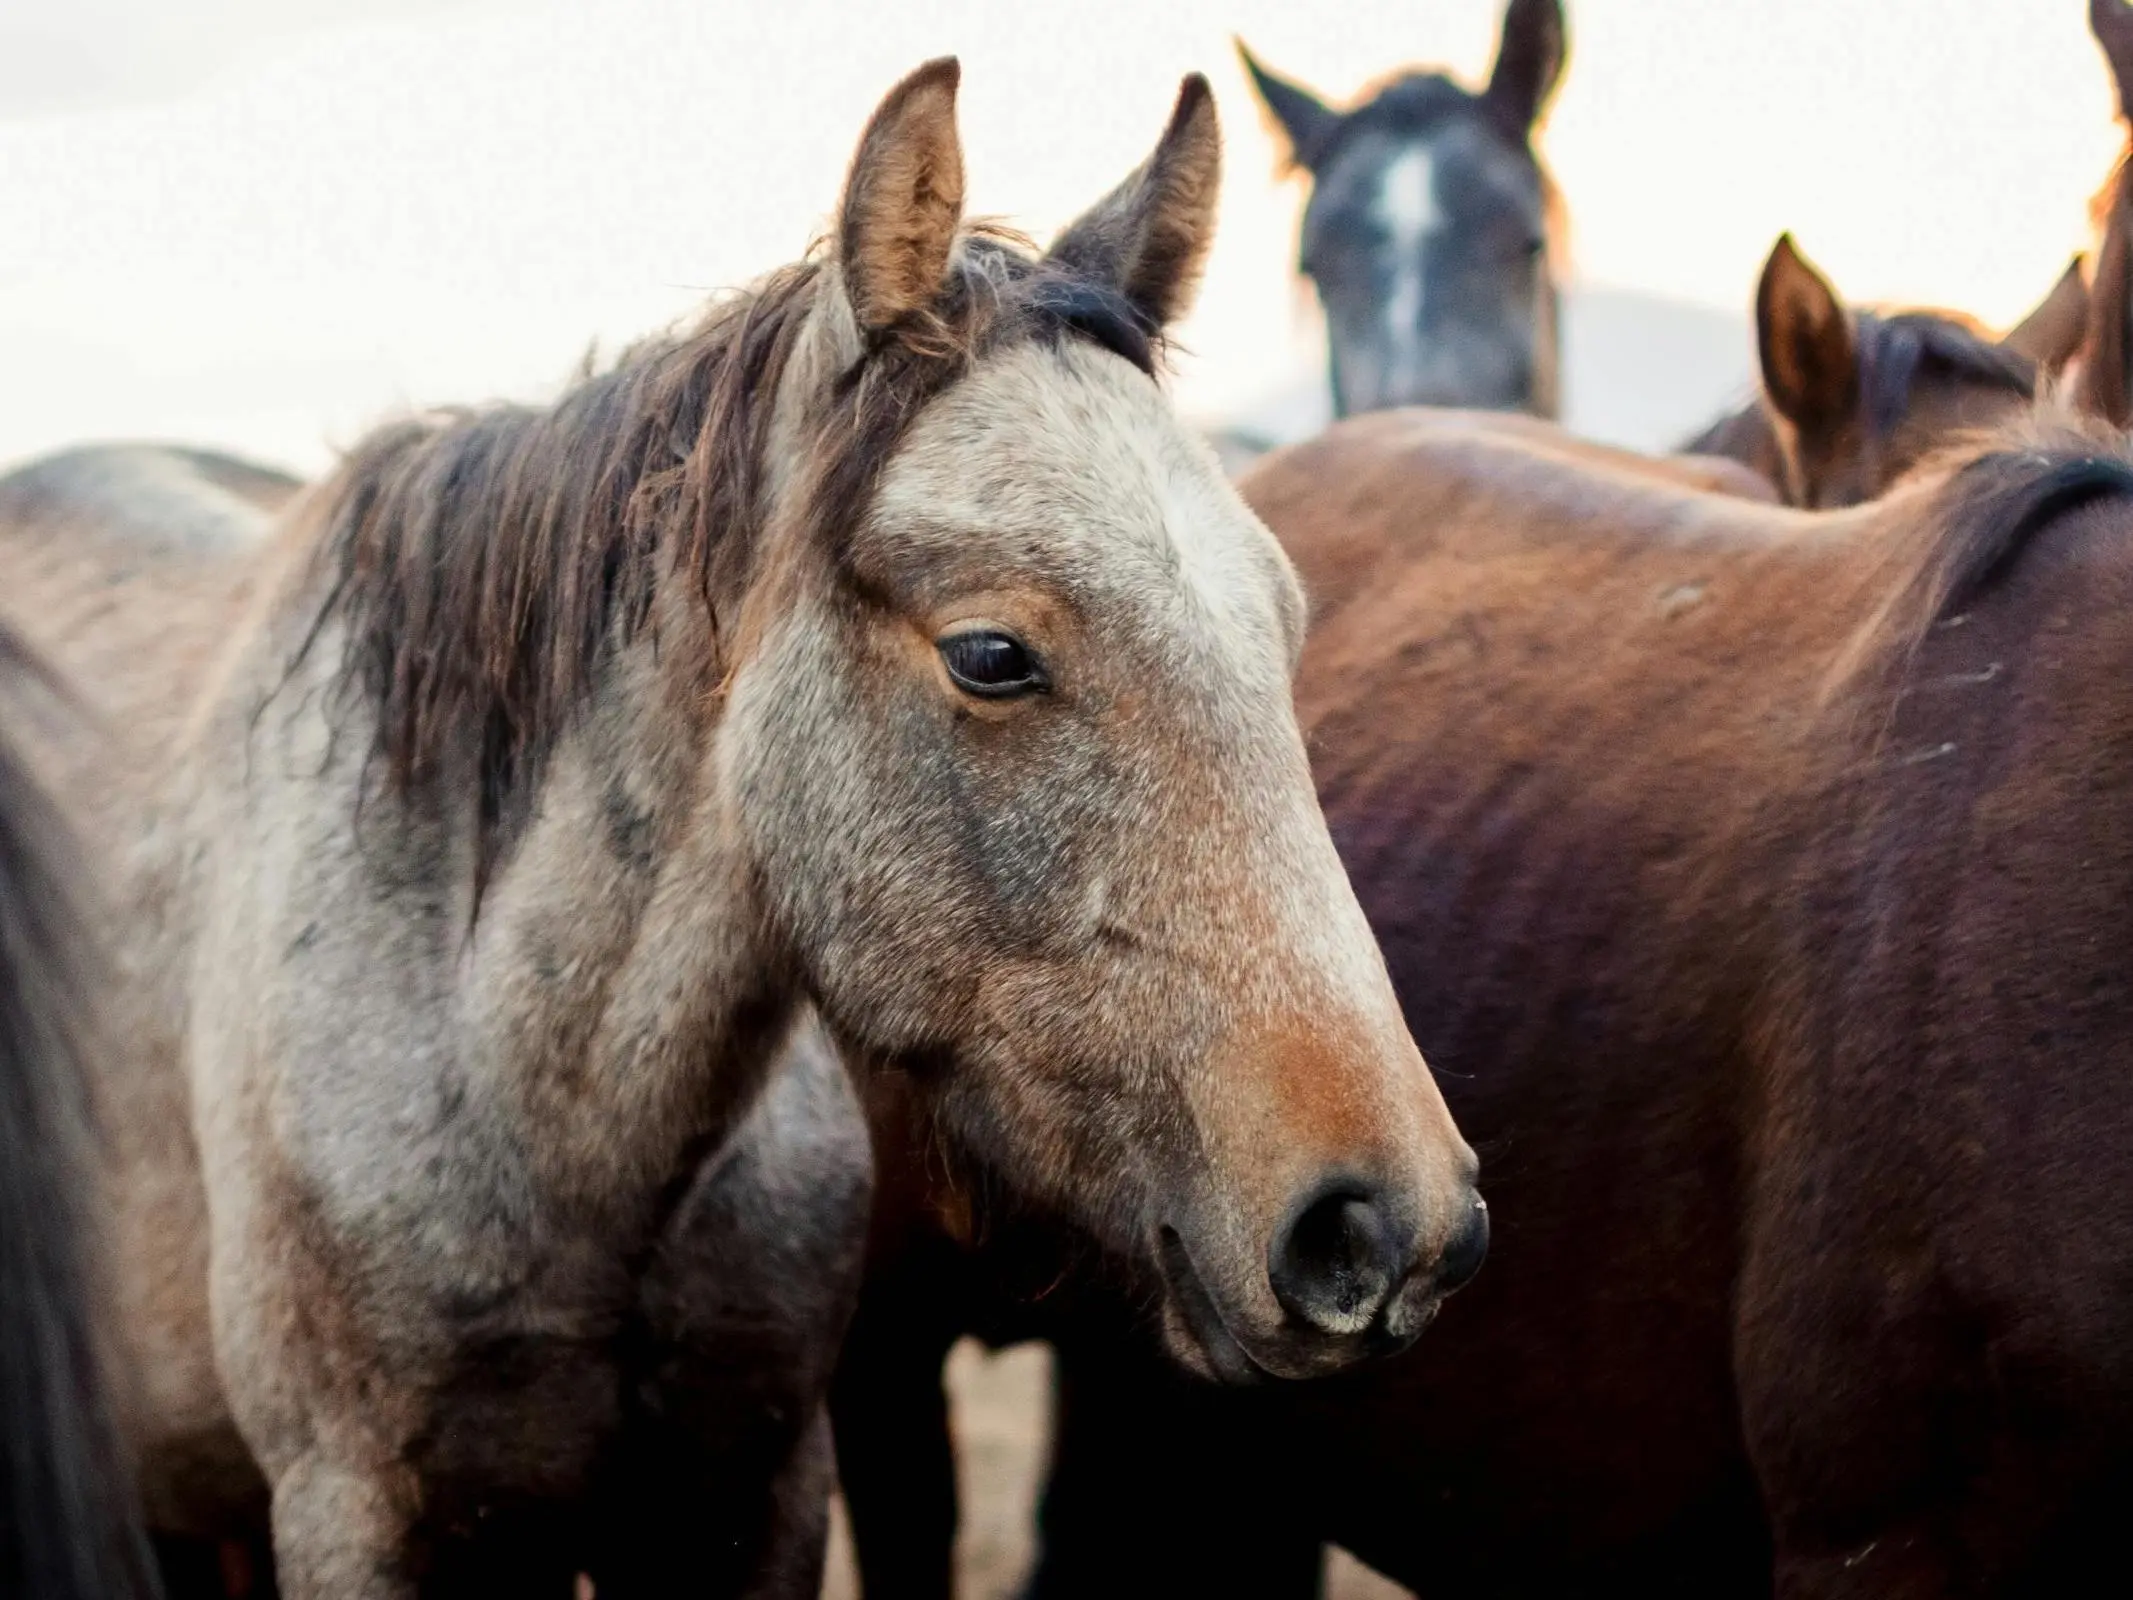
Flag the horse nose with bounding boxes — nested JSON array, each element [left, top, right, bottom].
[[1269, 1180, 1409, 1335], [1435, 1193, 1489, 1293]]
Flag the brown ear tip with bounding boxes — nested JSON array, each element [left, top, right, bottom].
[[906, 55, 962, 97], [1175, 73, 1215, 118], [1758, 234, 1800, 285]]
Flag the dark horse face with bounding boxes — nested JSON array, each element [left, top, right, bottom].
[[1240, 0, 1566, 419]]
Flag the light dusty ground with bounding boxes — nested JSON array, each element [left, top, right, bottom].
[[820, 1341, 1411, 1600]]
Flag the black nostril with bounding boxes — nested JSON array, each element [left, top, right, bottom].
[[1269, 1183, 1404, 1334], [1437, 1194, 1490, 1293]]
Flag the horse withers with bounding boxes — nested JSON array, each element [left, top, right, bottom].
[[0, 57, 1482, 1599], [1239, 0, 1567, 419]]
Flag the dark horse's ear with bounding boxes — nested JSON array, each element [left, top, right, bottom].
[[1756, 234, 1857, 437], [1049, 76, 1222, 331], [2072, 163, 2133, 426], [2094, 0, 2133, 126], [836, 57, 967, 333], [1236, 40, 1341, 170], [1484, 0, 1567, 135], [2001, 256, 2090, 374]]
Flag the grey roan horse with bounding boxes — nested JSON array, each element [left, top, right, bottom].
[[0, 56, 1482, 1600]]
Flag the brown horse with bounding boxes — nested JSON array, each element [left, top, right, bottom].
[[1687, 233, 2088, 507], [0, 59, 1485, 1599], [0, 624, 159, 1600]]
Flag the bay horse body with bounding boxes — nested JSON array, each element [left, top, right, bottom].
[[0, 60, 1484, 1599]]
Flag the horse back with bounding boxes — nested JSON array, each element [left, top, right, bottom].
[[0, 445, 290, 802]]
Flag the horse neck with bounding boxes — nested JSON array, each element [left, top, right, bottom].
[[203, 546, 803, 1230], [453, 583, 804, 1215]]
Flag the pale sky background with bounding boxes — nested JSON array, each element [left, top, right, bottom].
[[0, 0, 2122, 476]]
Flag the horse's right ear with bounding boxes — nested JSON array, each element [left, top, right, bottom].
[[2001, 256, 2090, 374], [1236, 40, 1340, 171], [1756, 234, 1857, 437], [836, 57, 967, 333], [2094, 0, 2133, 125], [2072, 163, 2133, 426], [1485, 0, 1568, 135]]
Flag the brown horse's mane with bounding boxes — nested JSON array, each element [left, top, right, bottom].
[[1854, 311, 2035, 432], [299, 229, 1158, 892], [1831, 412, 2133, 713]]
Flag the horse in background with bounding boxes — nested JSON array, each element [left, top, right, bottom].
[[1236, 0, 1567, 425], [0, 626, 160, 1600], [1681, 0, 2133, 510], [1687, 233, 2088, 506]]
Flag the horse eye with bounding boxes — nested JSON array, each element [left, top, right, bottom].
[[938, 630, 1046, 699]]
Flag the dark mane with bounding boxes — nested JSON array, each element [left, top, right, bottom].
[[1853, 310, 2034, 435], [303, 231, 1157, 898], [1832, 420, 2133, 711]]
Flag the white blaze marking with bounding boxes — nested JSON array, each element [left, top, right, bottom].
[[1375, 144, 1441, 396]]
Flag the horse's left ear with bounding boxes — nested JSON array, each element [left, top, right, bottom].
[[1756, 234, 1857, 438], [2072, 164, 2133, 426], [1048, 75, 1222, 332], [1485, 0, 1568, 135], [2001, 256, 2089, 374]]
